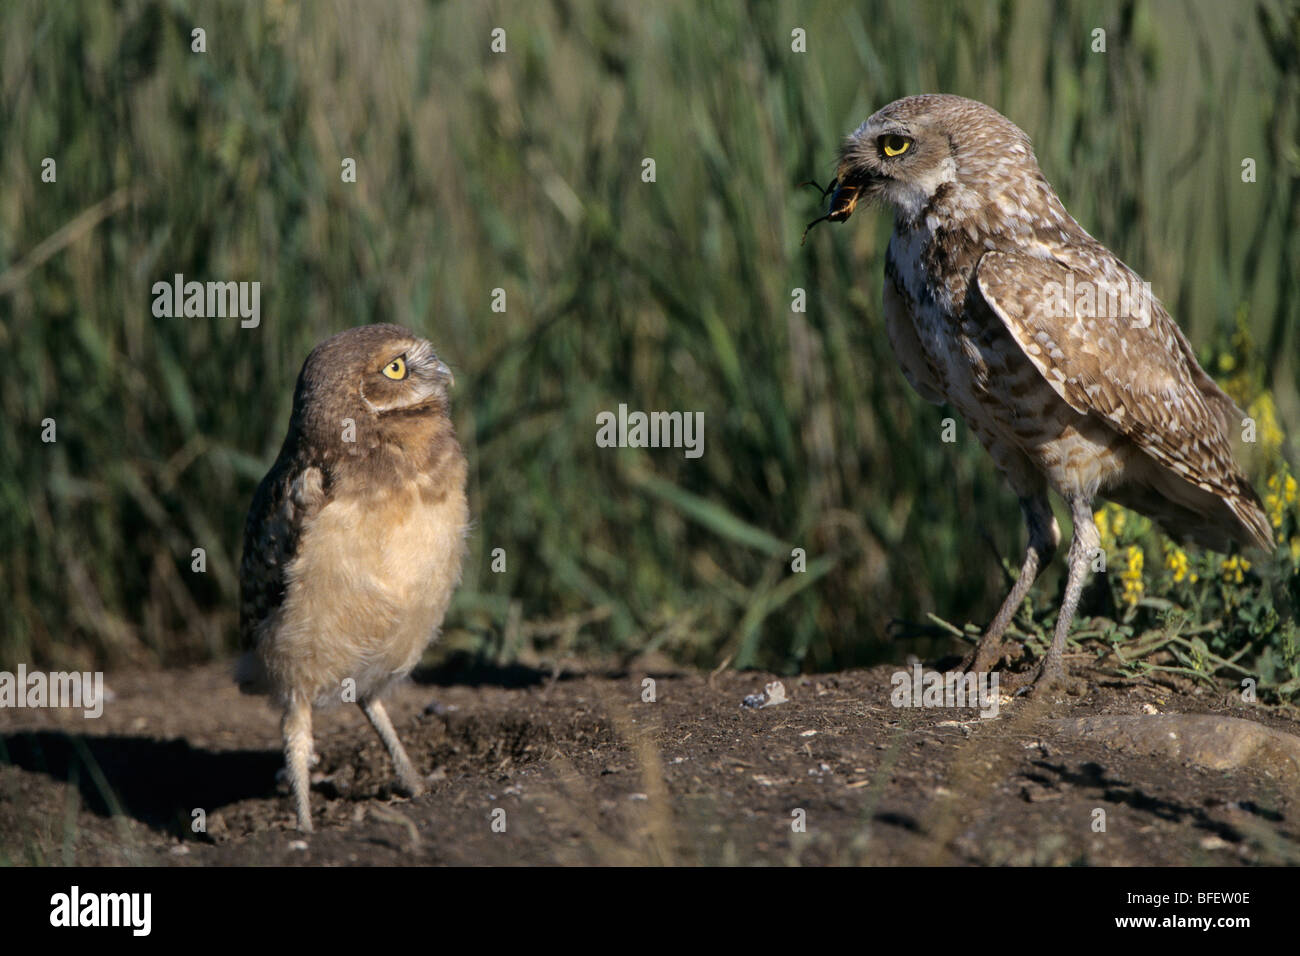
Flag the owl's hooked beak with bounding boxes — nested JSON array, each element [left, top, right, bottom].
[[433, 358, 455, 389]]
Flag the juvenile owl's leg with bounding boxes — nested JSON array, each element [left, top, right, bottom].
[[1028, 494, 1098, 695], [360, 697, 425, 798], [964, 491, 1059, 673], [282, 696, 315, 832]]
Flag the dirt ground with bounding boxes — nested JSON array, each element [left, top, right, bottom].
[[2, 653, 1299, 866]]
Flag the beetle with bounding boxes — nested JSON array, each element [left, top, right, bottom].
[[800, 178, 863, 245]]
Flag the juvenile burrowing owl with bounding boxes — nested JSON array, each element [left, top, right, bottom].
[[238, 323, 468, 830], [807, 94, 1271, 694]]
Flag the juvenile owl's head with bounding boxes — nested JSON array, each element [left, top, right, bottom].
[[809, 94, 1056, 234], [289, 323, 455, 450]]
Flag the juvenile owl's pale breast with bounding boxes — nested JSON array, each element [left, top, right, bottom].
[[262, 458, 469, 708]]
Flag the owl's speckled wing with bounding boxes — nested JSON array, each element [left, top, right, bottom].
[[238, 455, 329, 651], [974, 249, 1272, 550]]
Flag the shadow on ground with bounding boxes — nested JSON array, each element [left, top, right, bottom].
[[1, 661, 1297, 865]]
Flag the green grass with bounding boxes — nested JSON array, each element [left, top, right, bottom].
[[1, 0, 1297, 688]]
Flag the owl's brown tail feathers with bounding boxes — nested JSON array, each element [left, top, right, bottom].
[[1226, 489, 1276, 553], [1108, 472, 1274, 555]]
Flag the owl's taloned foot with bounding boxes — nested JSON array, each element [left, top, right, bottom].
[[961, 635, 1025, 674], [360, 697, 426, 799], [1014, 659, 1086, 699], [394, 774, 425, 799]]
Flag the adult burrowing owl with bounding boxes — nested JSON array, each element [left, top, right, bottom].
[[808, 94, 1271, 694], [238, 323, 468, 830]]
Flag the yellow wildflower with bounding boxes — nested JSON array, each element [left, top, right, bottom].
[[1094, 509, 1110, 550], [1163, 544, 1196, 584], [1220, 554, 1251, 584], [1121, 545, 1144, 607], [1223, 372, 1254, 409], [1247, 392, 1284, 460], [1110, 506, 1127, 539], [1095, 503, 1132, 550], [1264, 470, 1297, 529]]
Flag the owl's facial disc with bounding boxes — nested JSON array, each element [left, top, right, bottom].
[[361, 338, 454, 415]]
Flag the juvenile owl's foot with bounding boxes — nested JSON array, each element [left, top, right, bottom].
[[388, 748, 426, 799], [360, 697, 426, 799], [394, 770, 425, 799]]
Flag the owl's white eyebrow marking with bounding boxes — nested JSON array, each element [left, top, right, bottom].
[[404, 339, 435, 367]]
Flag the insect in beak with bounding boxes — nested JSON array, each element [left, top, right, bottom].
[[800, 177, 863, 245]]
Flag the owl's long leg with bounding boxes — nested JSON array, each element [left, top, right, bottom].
[[964, 492, 1059, 672], [360, 697, 425, 798], [282, 697, 315, 832], [1028, 494, 1098, 694]]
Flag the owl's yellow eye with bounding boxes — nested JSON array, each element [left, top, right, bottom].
[[382, 356, 407, 380], [881, 135, 911, 157]]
